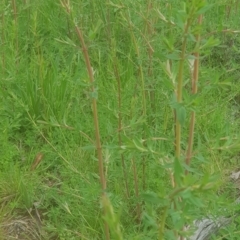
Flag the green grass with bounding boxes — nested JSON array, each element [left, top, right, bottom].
[[1, 0, 240, 239]]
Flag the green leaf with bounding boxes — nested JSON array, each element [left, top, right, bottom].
[[176, 105, 186, 126], [196, 4, 214, 15], [200, 36, 220, 50], [89, 19, 103, 40], [90, 89, 98, 99], [141, 192, 168, 206], [166, 52, 181, 60], [182, 163, 200, 175], [170, 95, 186, 126], [163, 37, 174, 52], [174, 157, 183, 186], [175, 10, 186, 30], [132, 138, 148, 152], [81, 145, 96, 150], [180, 188, 192, 200]]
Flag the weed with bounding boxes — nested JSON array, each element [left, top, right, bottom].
[[1, 0, 240, 239]]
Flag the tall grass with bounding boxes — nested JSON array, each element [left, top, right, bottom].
[[1, 0, 240, 239]]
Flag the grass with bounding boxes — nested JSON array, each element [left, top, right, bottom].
[[1, 0, 240, 239]]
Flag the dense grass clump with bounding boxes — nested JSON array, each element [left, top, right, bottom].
[[1, 0, 240, 239]]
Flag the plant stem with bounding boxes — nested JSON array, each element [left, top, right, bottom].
[[106, 0, 112, 46], [174, 7, 195, 240], [74, 25, 110, 240], [1, 11, 5, 78], [60, 0, 110, 237], [145, 0, 155, 122], [175, 18, 191, 162], [11, 0, 19, 67], [113, 58, 130, 199], [226, 0, 233, 19], [125, 13, 147, 190], [132, 158, 141, 224], [185, 15, 203, 174], [158, 206, 168, 240]]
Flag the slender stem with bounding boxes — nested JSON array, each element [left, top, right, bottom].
[[11, 0, 19, 67], [1, 12, 5, 78], [59, 0, 112, 235], [106, 0, 111, 46], [158, 206, 168, 240], [236, 1, 239, 14], [113, 58, 130, 199], [185, 15, 203, 174], [174, 8, 195, 240], [132, 158, 141, 224], [74, 27, 104, 184], [145, 0, 155, 124], [11, 0, 17, 23], [175, 19, 191, 161], [74, 25, 110, 240], [126, 14, 147, 190], [226, 0, 233, 19]]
